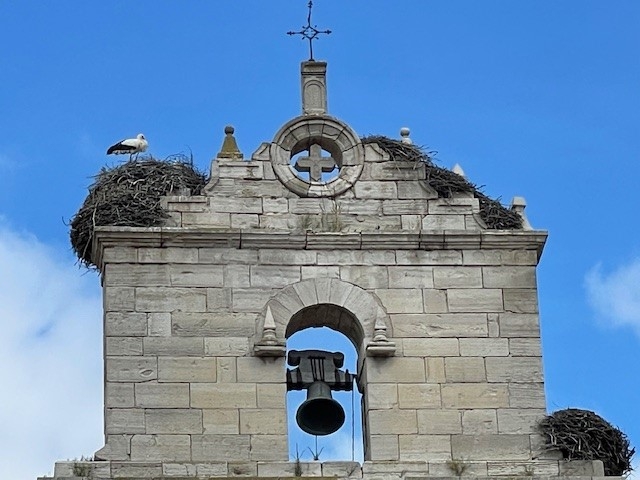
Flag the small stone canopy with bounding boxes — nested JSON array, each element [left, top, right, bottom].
[[254, 278, 395, 359]]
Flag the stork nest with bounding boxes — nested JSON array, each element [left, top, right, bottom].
[[69, 155, 207, 268], [362, 136, 523, 229], [538, 408, 635, 476]]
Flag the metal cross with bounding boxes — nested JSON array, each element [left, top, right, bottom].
[[294, 144, 336, 182], [287, 1, 331, 61]]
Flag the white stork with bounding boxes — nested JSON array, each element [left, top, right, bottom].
[[106, 133, 148, 159]]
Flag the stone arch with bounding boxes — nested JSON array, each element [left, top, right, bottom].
[[256, 278, 393, 357]]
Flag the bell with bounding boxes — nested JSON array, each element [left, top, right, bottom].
[[296, 380, 345, 436]]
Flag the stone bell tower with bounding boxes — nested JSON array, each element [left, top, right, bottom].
[[42, 60, 616, 480]]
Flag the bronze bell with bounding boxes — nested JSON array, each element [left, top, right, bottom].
[[286, 349, 354, 437]]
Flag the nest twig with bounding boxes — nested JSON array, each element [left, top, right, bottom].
[[362, 136, 522, 229], [69, 155, 206, 269], [538, 408, 635, 476]]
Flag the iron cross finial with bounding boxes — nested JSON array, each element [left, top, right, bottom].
[[287, 1, 331, 61]]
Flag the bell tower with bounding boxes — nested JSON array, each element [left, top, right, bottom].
[[41, 23, 617, 480]]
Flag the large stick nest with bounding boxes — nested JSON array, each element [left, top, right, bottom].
[[69, 155, 207, 268], [362, 136, 523, 229], [538, 408, 635, 476]]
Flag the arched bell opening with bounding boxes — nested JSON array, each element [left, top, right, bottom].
[[285, 304, 365, 463]]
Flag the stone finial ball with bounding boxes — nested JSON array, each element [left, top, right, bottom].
[[400, 127, 410, 137], [224, 125, 235, 135]]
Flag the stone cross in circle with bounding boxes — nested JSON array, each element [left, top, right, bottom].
[[294, 144, 336, 182]]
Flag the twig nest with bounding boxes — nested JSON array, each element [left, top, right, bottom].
[[362, 136, 522, 229], [538, 408, 635, 476], [69, 155, 206, 269]]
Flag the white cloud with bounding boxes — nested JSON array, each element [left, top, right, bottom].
[[585, 258, 640, 336], [0, 222, 103, 480]]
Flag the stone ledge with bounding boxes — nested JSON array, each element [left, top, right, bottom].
[[93, 227, 547, 271]]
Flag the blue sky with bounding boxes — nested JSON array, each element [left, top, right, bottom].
[[0, 1, 638, 479]]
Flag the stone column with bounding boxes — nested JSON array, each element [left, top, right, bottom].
[[301, 61, 327, 115]]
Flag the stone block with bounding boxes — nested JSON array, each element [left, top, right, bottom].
[[257, 460, 320, 476], [103, 246, 137, 263], [223, 264, 250, 287], [369, 409, 418, 434], [207, 287, 233, 313], [509, 338, 541, 356], [375, 289, 424, 313], [205, 337, 250, 356], [354, 181, 398, 199], [209, 197, 262, 214], [301, 265, 340, 279], [199, 248, 258, 264], [451, 434, 531, 460], [417, 409, 462, 434], [397, 384, 441, 409], [462, 409, 498, 434], [369, 435, 400, 460], [110, 461, 162, 477], [191, 383, 256, 408], [258, 249, 317, 265], [426, 358, 446, 383], [422, 214, 466, 230], [104, 264, 170, 286], [459, 338, 509, 356], [227, 461, 257, 476], [488, 312, 500, 337], [134, 382, 190, 408], [317, 250, 396, 265], [130, 434, 191, 461], [106, 408, 145, 434], [447, 289, 503, 312], [147, 312, 171, 336], [237, 357, 286, 382], [401, 214, 423, 230], [321, 461, 362, 477], [168, 264, 224, 287], [509, 383, 546, 408], [382, 200, 429, 215], [145, 409, 203, 434], [231, 213, 260, 228], [461, 249, 538, 266], [135, 287, 206, 312], [486, 357, 543, 382], [106, 382, 135, 407], [396, 250, 462, 265], [397, 180, 438, 200], [499, 313, 540, 337], [422, 289, 448, 313], [217, 357, 237, 383], [362, 460, 428, 474], [445, 357, 486, 382], [106, 337, 143, 356], [143, 337, 204, 355], [105, 312, 147, 336], [172, 311, 256, 337], [441, 383, 509, 409], [428, 197, 479, 214], [106, 356, 157, 382], [105, 287, 135, 311], [138, 247, 198, 263], [239, 409, 286, 434], [232, 288, 278, 312], [433, 267, 482, 288], [366, 357, 426, 383], [388, 266, 434, 288], [341, 266, 389, 288], [503, 288, 539, 313], [402, 338, 460, 357], [257, 383, 287, 408], [391, 313, 487, 338], [367, 383, 399, 409], [486, 460, 560, 476], [263, 197, 289, 213], [497, 408, 546, 434], [203, 408, 240, 434], [399, 434, 452, 461], [482, 266, 537, 288], [191, 434, 250, 461], [158, 356, 216, 382], [249, 435, 289, 461]]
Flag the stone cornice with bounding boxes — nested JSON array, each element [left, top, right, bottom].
[[92, 226, 548, 270]]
